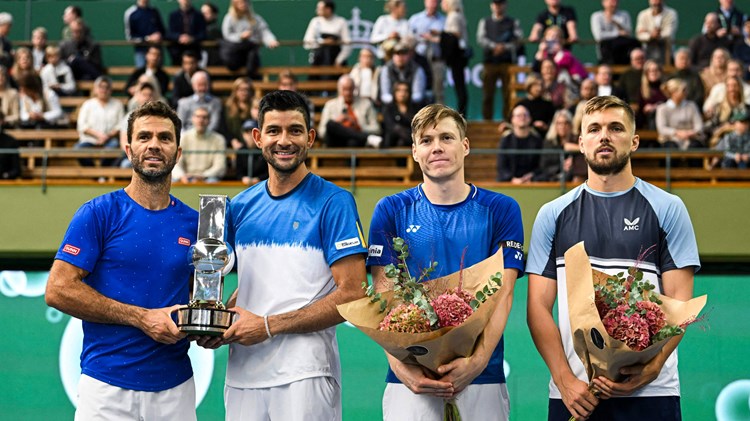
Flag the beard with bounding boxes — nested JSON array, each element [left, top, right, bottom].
[[131, 149, 179, 183], [585, 147, 631, 176], [262, 145, 308, 175]]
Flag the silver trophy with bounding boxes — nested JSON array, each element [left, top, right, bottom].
[[176, 194, 236, 335]]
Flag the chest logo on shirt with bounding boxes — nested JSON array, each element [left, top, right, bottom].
[[178, 237, 191, 246], [406, 225, 421, 233], [335, 237, 362, 250], [624, 217, 640, 231], [62, 244, 80, 256]]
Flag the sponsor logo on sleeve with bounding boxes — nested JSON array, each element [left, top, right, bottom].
[[335, 237, 362, 250], [368, 245, 384, 257], [178, 237, 191, 246], [502, 240, 524, 250], [62, 244, 80, 256]]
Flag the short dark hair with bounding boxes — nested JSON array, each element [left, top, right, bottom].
[[257, 90, 312, 132], [322, 1, 336, 13], [127, 101, 182, 146], [202, 2, 218, 14], [182, 50, 199, 61], [68, 5, 83, 17]]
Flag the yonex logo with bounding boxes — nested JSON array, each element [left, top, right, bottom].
[[406, 225, 421, 233], [514, 251, 524, 261], [624, 217, 640, 231]]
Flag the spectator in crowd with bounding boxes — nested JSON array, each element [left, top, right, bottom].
[[234, 112, 269, 185], [590, 0, 639, 65], [734, 20, 750, 78], [477, 0, 523, 121], [408, 0, 446, 104], [379, 41, 426, 107], [166, 0, 206, 66], [59, 18, 103, 81], [689, 13, 732, 70], [200, 2, 222, 66], [177, 70, 222, 132], [534, 26, 587, 87], [223, 77, 254, 149], [497, 104, 543, 183], [61, 6, 90, 41], [382, 81, 418, 148], [75, 76, 125, 166], [173, 106, 226, 183], [713, 110, 750, 169], [704, 59, 750, 117], [17, 73, 65, 128], [594, 64, 624, 99], [40, 46, 76, 97], [635, 0, 678, 65], [370, 0, 409, 59], [124, 0, 166, 68], [700, 47, 731, 95], [118, 82, 157, 167], [349, 48, 381, 104], [0, 111, 20, 179], [319, 75, 382, 148], [277, 69, 316, 120], [704, 75, 748, 140], [668, 47, 705, 109], [127, 73, 166, 111], [125, 46, 170, 97], [539, 58, 576, 111], [221, 0, 280, 79], [572, 77, 597, 135], [529, 0, 578, 48], [636, 59, 667, 130], [716, 0, 745, 44], [617, 47, 646, 103], [31, 27, 48, 72], [656, 78, 704, 150], [440, 0, 469, 116], [0, 13, 13, 69], [0, 66, 19, 127], [517, 73, 556, 134], [11, 48, 37, 86], [303, 1, 352, 68], [548, 109, 586, 182], [171, 50, 202, 107]]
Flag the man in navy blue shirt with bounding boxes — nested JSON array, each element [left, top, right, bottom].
[[124, 0, 166, 68]]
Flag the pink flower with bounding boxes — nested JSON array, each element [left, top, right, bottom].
[[636, 300, 667, 336], [378, 303, 431, 333], [602, 304, 651, 351], [445, 287, 474, 306], [431, 293, 474, 328]]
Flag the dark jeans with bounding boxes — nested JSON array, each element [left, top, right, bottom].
[[548, 396, 681, 421], [220, 40, 261, 78], [449, 61, 467, 116], [325, 121, 367, 147]]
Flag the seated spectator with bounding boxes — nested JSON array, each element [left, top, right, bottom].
[[541, 109, 585, 182], [0, 66, 19, 126], [0, 111, 20, 179], [177, 70, 222, 131], [303, 1, 352, 67], [0, 13, 13, 69], [534, 26, 587, 85], [124, 0, 165, 68], [668, 47, 705, 108], [234, 115, 269, 185], [171, 50, 202, 107], [75, 76, 124, 166], [125, 46, 170, 97], [704, 59, 750, 117], [39, 46, 76, 97], [689, 13, 731, 70], [59, 18, 103, 81], [11, 48, 37, 86], [656, 78, 704, 150], [590, 0, 639, 65], [31, 27, 48, 72], [497, 105, 543, 183], [277, 70, 316, 119], [17, 74, 65, 128], [223, 77, 254, 148], [118, 82, 157, 167], [713, 110, 750, 169], [349, 48, 380, 104], [571, 78, 597, 135], [529, 0, 578, 47], [127, 73, 166, 111], [517, 73, 556, 134], [617, 47, 646, 103], [200, 2, 222, 66], [379, 41, 426, 107], [704, 75, 748, 141], [734, 20, 750, 79], [539, 58, 576, 110], [700, 47, 730, 95], [61, 6, 90, 41], [635, 0, 678, 65], [636, 59, 667, 130], [594, 64, 625, 98], [166, 0, 206, 66], [319, 75, 382, 148], [440, 0, 469, 116], [370, 0, 409, 59], [382, 81, 418, 148], [172, 106, 226, 183], [716, 0, 745, 44], [220, 0, 279, 79]]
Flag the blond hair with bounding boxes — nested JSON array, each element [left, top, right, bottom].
[[411, 104, 467, 143]]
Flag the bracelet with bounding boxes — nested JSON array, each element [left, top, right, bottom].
[[264, 315, 273, 339]]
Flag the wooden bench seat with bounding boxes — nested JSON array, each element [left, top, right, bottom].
[[7, 129, 80, 149], [309, 149, 414, 183], [24, 166, 132, 182], [19, 148, 123, 170]]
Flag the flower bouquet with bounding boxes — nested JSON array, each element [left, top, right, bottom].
[[564, 242, 707, 384]]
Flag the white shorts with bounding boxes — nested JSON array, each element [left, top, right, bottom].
[[225, 376, 341, 421], [74, 374, 197, 421], [382, 382, 510, 421]]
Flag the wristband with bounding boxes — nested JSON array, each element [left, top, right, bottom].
[[264, 315, 273, 339]]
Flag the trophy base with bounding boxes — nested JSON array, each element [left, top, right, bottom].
[[176, 307, 235, 336]]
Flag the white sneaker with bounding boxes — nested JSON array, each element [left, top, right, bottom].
[[367, 134, 383, 148]]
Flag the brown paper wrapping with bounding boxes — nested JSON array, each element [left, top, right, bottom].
[[565, 242, 707, 381], [337, 249, 507, 373]]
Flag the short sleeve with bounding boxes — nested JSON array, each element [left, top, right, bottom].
[[366, 196, 398, 267], [54, 203, 103, 275], [320, 191, 368, 266], [490, 196, 525, 273], [526, 202, 558, 279]]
